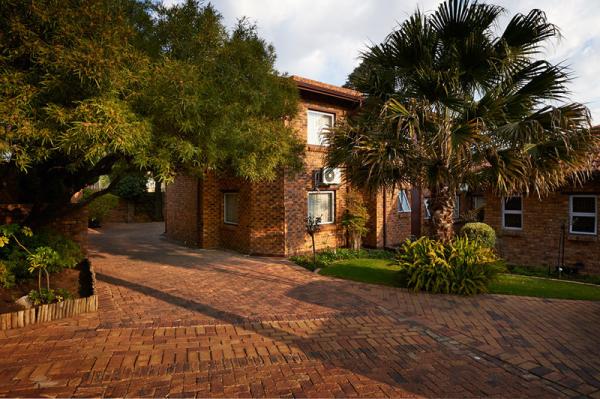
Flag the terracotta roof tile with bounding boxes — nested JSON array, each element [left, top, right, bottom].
[[291, 75, 363, 101]]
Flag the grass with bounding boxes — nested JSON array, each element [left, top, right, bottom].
[[318, 258, 600, 301], [506, 265, 600, 285], [318, 258, 399, 286], [489, 274, 600, 301]]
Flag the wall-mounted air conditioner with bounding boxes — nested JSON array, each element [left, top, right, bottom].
[[320, 167, 342, 185]]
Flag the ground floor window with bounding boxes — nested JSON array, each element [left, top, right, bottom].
[[398, 190, 411, 212], [453, 195, 460, 220], [472, 195, 486, 210], [424, 198, 431, 219], [223, 192, 240, 225], [308, 191, 334, 224], [569, 195, 597, 235], [502, 196, 522, 229]]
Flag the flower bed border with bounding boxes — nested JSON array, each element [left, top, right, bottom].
[[0, 259, 97, 330]]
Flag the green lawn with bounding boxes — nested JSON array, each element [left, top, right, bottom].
[[318, 258, 399, 286], [319, 258, 600, 301], [489, 274, 600, 301]]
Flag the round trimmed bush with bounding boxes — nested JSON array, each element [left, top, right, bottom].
[[460, 222, 496, 248]]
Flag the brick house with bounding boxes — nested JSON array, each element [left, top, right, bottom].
[[164, 76, 416, 256], [469, 171, 600, 275]]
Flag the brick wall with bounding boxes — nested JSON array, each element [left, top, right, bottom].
[[283, 95, 355, 256], [164, 175, 199, 246], [483, 178, 600, 275]]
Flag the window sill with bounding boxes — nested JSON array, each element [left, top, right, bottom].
[[222, 223, 239, 229], [567, 234, 597, 242], [306, 144, 329, 152], [500, 229, 524, 237]]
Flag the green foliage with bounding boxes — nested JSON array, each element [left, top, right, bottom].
[[328, 0, 598, 241], [342, 191, 369, 250], [460, 222, 496, 248], [396, 236, 501, 295], [290, 248, 394, 271], [84, 190, 120, 225], [1, 0, 302, 225], [28, 288, 73, 306], [113, 174, 148, 199], [0, 224, 83, 288], [0, 261, 15, 288]]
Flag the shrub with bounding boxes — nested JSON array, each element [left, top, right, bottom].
[[28, 288, 72, 306], [85, 191, 120, 226], [460, 222, 496, 248], [113, 174, 148, 199], [0, 224, 84, 287], [396, 236, 501, 295], [0, 261, 15, 288], [342, 191, 369, 250]]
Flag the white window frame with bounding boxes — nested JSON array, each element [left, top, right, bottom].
[[502, 196, 523, 230], [307, 191, 335, 224], [453, 195, 460, 220], [424, 198, 431, 219], [307, 110, 335, 146], [398, 190, 411, 213], [223, 192, 240, 225], [569, 195, 597, 235]]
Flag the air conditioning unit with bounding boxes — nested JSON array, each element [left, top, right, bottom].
[[321, 167, 342, 185]]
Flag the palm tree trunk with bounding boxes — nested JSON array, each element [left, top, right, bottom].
[[428, 186, 455, 242]]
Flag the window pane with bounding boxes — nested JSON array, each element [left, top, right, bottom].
[[424, 198, 431, 219], [572, 196, 596, 213], [307, 111, 333, 145], [308, 192, 333, 223], [504, 197, 522, 211], [453, 195, 460, 219], [224, 193, 239, 224], [473, 195, 485, 209], [504, 213, 522, 228], [398, 190, 411, 212], [572, 216, 596, 234]]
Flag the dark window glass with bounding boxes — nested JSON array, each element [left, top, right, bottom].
[[572, 216, 595, 234], [504, 213, 522, 229], [572, 196, 596, 213], [504, 197, 522, 211]]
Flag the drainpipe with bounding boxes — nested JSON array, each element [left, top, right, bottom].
[[382, 187, 387, 249]]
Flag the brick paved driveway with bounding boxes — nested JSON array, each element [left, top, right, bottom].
[[0, 223, 599, 398]]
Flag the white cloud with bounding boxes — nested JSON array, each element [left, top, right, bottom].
[[170, 0, 600, 122]]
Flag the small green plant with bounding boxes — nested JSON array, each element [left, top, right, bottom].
[[84, 190, 120, 226], [396, 236, 501, 295], [0, 261, 15, 288], [28, 288, 72, 306], [342, 190, 369, 250], [305, 216, 322, 265], [27, 246, 61, 294], [460, 222, 496, 248]]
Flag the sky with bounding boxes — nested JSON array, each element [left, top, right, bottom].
[[166, 0, 600, 123]]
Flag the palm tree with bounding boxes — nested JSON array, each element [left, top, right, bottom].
[[327, 0, 598, 241]]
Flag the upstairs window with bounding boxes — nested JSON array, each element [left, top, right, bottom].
[[570, 195, 597, 235], [502, 196, 522, 229], [223, 192, 239, 225], [308, 191, 334, 224], [398, 190, 411, 213], [307, 110, 334, 146]]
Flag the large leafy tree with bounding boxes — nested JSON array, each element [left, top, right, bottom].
[[327, 0, 598, 241], [0, 0, 301, 225]]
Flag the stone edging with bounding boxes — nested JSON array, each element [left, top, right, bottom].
[[0, 260, 98, 330]]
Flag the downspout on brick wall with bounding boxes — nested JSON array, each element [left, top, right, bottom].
[[383, 187, 387, 248]]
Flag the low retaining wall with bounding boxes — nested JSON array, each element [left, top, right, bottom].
[[0, 260, 98, 330]]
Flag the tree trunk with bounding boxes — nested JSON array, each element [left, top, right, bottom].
[[311, 233, 317, 264], [349, 231, 362, 250], [428, 186, 455, 242]]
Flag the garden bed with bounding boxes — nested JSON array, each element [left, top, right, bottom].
[[0, 260, 97, 330]]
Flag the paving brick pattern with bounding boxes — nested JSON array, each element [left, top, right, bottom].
[[0, 223, 598, 397]]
